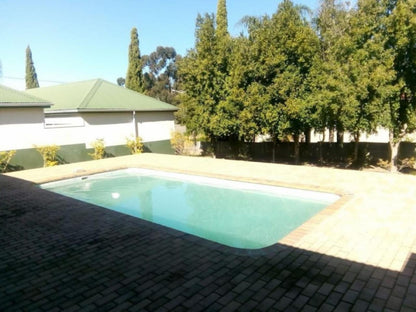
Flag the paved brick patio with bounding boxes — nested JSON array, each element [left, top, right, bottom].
[[1, 155, 416, 311]]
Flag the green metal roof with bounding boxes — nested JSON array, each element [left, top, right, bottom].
[[26, 79, 177, 112], [0, 84, 51, 107]]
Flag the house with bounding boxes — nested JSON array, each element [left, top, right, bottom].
[[25, 79, 177, 165], [0, 84, 51, 169]]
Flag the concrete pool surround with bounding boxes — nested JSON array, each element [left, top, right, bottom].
[[7, 153, 416, 271], [3, 154, 416, 311]]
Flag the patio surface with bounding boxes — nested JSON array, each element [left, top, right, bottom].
[[1, 154, 416, 311]]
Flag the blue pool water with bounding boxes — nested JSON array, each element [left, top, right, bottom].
[[41, 168, 339, 249]]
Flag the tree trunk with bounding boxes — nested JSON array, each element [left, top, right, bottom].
[[336, 130, 344, 162], [293, 134, 300, 165], [388, 129, 399, 172], [229, 135, 239, 159], [336, 131, 344, 146], [329, 128, 335, 143], [352, 131, 360, 166], [304, 129, 311, 161], [319, 141, 323, 166], [210, 136, 217, 158], [305, 128, 311, 144], [272, 138, 277, 163]]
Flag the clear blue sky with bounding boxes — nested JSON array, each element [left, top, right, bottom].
[[0, 0, 318, 90]]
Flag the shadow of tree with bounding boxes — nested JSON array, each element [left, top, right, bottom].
[[104, 151, 115, 158], [56, 154, 69, 165], [2, 164, 25, 172]]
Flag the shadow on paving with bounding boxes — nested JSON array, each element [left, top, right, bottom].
[[0, 175, 415, 312]]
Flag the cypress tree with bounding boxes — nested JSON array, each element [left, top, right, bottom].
[[215, 0, 230, 74], [125, 27, 144, 92], [25, 45, 39, 89], [216, 0, 228, 40]]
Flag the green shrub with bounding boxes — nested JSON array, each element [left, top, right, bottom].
[[0, 150, 16, 172], [377, 158, 390, 170], [36, 145, 60, 167], [170, 131, 187, 155], [399, 157, 416, 170], [89, 139, 106, 160], [126, 136, 143, 154], [170, 131, 201, 155]]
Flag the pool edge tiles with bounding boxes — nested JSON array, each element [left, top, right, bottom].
[[40, 168, 341, 250], [278, 193, 351, 248]]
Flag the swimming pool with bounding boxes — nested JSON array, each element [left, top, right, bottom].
[[41, 168, 339, 249]]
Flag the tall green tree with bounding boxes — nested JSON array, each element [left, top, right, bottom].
[[270, 0, 320, 164], [177, 13, 219, 140], [227, 34, 261, 142], [237, 1, 319, 163], [341, 0, 396, 164], [311, 0, 396, 166], [177, 0, 235, 149], [310, 0, 352, 144], [216, 0, 228, 39], [25, 45, 39, 89], [125, 27, 144, 93], [230, 16, 270, 143], [384, 0, 416, 170], [210, 0, 240, 142], [215, 0, 230, 72]]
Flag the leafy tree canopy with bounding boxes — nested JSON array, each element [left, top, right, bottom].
[[176, 0, 416, 169], [142, 46, 181, 104]]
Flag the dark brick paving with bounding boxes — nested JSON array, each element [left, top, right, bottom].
[[1, 174, 415, 311]]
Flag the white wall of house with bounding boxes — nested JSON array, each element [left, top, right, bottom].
[[44, 112, 134, 147], [0, 107, 47, 151], [43, 113, 87, 146], [82, 112, 134, 147], [42, 111, 176, 148], [137, 112, 176, 143]]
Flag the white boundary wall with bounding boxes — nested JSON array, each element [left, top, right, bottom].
[[309, 127, 391, 143]]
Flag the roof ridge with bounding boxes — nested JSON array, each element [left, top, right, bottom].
[[78, 79, 103, 109]]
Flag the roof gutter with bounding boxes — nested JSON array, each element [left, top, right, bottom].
[[45, 107, 178, 114], [0, 102, 51, 108], [45, 109, 79, 114], [76, 108, 178, 112]]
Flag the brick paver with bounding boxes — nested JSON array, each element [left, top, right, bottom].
[[1, 154, 416, 311]]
